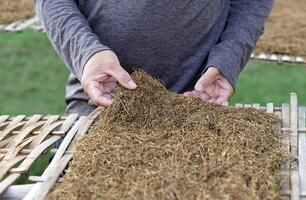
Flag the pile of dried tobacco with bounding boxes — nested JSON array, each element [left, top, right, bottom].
[[0, 0, 34, 24], [47, 70, 289, 200], [255, 0, 306, 58]]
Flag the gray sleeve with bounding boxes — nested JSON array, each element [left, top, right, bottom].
[[34, 0, 110, 81], [206, 0, 273, 88]]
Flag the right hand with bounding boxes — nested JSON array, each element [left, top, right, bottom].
[[81, 50, 137, 107]]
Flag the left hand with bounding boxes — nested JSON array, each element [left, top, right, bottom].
[[184, 67, 234, 105]]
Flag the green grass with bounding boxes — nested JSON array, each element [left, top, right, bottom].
[[0, 30, 306, 185], [232, 61, 306, 106], [0, 30, 69, 116]]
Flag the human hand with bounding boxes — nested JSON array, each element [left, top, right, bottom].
[[81, 50, 137, 107], [184, 67, 234, 105]]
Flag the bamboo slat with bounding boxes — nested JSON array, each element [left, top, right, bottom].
[[0, 112, 89, 196], [290, 93, 300, 200], [24, 109, 100, 200], [281, 103, 291, 198], [0, 16, 43, 32]]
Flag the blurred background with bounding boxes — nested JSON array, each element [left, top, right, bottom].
[[0, 0, 305, 116]]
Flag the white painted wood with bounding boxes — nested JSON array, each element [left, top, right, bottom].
[[299, 106, 306, 196], [282, 103, 291, 196], [0, 184, 33, 200], [290, 93, 300, 200], [267, 103, 274, 114]]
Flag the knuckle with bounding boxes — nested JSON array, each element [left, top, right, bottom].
[[103, 58, 118, 67]]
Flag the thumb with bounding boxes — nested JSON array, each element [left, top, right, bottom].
[[105, 66, 137, 90], [195, 67, 220, 92]]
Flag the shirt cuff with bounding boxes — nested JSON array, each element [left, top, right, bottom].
[[206, 57, 240, 90]]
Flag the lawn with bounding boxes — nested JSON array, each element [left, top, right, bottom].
[[0, 30, 306, 117], [0, 30, 306, 185]]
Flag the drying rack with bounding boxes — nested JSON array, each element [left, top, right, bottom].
[[0, 93, 305, 199], [0, 109, 100, 200]]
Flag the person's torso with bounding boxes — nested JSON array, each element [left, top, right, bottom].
[[72, 0, 229, 94]]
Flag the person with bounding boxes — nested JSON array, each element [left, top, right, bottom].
[[35, 0, 273, 116]]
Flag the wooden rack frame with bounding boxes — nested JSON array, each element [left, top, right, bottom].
[[251, 53, 306, 65], [0, 17, 42, 32], [0, 109, 100, 200], [0, 94, 305, 199]]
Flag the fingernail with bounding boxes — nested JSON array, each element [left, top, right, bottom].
[[128, 80, 137, 88]]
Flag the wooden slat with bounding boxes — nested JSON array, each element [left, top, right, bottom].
[[0, 184, 34, 200], [2, 130, 65, 136], [10, 136, 61, 174], [0, 174, 20, 195], [23, 154, 73, 200], [0, 155, 27, 180], [0, 123, 26, 142], [24, 115, 42, 127], [0, 114, 79, 197], [44, 117, 85, 173], [235, 103, 243, 108], [1, 138, 58, 192], [39, 116, 59, 133], [4, 122, 44, 160], [299, 106, 306, 197], [28, 122, 62, 149], [290, 93, 300, 200], [222, 101, 229, 107], [267, 103, 274, 114], [6, 116, 26, 128], [25, 109, 100, 200], [281, 103, 291, 196], [252, 103, 260, 110], [57, 114, 79, 133], [0, 138, 12, 149], [4, 136, 35, 160], [0, 116, 9, 125]]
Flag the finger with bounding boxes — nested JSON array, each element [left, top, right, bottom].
[[198, 92, 211, 102], [183, 91, 198, 97], [208, 98, 217, 104], [195, 67, 220, 92], [87, 82, 114, 107], [214, 97, 227, 105], [105, 67, 137, 90], [211, 94, 231, 105]]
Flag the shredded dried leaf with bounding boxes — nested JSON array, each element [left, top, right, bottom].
[[47, 70, 289, 200]]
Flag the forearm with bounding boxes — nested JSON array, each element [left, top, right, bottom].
[[207, 0, 273, 88], [35, 0, 110, 81]]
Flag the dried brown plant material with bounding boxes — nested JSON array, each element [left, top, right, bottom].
[[0, 0, 34, 24], [47, 70, 289, 200], [255, 0, 306, 58]]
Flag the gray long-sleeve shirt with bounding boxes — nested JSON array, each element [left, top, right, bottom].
[[35, 0, 273, 115]]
